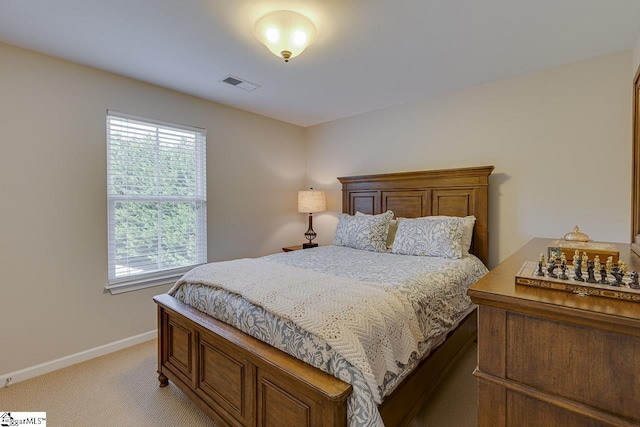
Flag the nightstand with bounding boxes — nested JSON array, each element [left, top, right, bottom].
[[282, 245, 304, 252]]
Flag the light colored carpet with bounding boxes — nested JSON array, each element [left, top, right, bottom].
[[408, 342, 479, 427], [0, 339, 478, 427]]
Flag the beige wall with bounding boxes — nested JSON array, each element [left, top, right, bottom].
[[306, 51, 632, 268], [0, 42, 306, 374]]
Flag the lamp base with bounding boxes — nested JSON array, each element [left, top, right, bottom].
[[302, 243, 318, 249]]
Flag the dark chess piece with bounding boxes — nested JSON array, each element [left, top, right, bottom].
[[574, 258, 584, 282], [586, 260, 596, 283], [559, 261, 569, 280], [630, 271, 640, 289], [535, 261, 544, 277], [598, 266, 609, 285], [547, 260, 558, 278], [610, 267, 624, 287]]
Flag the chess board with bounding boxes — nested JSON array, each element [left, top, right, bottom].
[[515, 261, 640, 302]]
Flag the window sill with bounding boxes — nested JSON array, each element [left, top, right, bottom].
[[106, 265, 199, 295]]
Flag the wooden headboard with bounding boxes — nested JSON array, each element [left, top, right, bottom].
[[338, 166, 494, 265]]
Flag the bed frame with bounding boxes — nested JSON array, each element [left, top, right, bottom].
[[154, 165, 494, 427]]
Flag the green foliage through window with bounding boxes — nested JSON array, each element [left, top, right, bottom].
[[107, 112, 206, 284]]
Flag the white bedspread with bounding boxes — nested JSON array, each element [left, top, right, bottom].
[[171, 258, 425, 402]]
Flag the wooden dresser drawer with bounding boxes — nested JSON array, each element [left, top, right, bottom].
[[506, 312, 640, 422]]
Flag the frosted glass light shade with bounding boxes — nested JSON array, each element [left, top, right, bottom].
[[254, 10, 317, 62], [298, 189, 327, 213]]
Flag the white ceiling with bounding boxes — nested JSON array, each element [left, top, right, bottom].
[[1, 1, 640, 127]]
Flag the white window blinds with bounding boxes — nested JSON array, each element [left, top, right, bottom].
[[106, 111, 207, 293]]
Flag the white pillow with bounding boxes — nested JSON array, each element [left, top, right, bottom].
[[334, 210, 394, 252], [386, 219, 398, 249], [461, 216, 476, 255], [355, 212, 397, 248], [391, 216, 465, 258]]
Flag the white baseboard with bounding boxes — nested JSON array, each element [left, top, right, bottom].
[[1, 330, 156, 387]]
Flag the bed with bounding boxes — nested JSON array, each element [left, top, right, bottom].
[[154, 165, 494, 427]]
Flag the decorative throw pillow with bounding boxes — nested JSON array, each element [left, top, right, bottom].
[[391, 216, 465, 258], [429, 215, 476, 255], [334, 210, 394, 252], [355, 212, 397, 248]]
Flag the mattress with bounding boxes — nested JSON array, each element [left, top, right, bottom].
[[169, 245, 488, 427]]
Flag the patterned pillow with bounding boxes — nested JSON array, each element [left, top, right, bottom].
[[355, 212, 397, 248], [429, 215, 476, 255], [334, 210, 394, 252], [391, 216, 465, 258]]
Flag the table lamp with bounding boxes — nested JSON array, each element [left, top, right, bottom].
[[298, 188, 327, 248]]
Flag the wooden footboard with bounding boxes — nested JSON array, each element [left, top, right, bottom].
[[155, 293, 352, 427], [155, 294, 477, 427]]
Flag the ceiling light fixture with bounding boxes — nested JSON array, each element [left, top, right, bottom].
[[254, 10, 317, 63]]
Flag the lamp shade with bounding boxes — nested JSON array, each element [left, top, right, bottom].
[[298, 189, 327, 213], [254, 10, 317, 62]]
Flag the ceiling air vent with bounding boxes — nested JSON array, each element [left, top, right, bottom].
[[221, 75, 260, 91]]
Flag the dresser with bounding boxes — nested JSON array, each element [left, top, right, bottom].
[[468, 238, 640, 427]]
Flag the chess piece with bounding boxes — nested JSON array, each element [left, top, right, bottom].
[[610, 267, 624, 287], [594, 256, 601, 274], [598, 266, 609, 285], [586, 260, 596, 283], [630, 271, 640, 289], [606, 256, 613, 273], [573, 250, 580, 266], [539, 252, 546, 267], [619, 261, 628, 275], [559, 261, 569, 280], [535, 261, 544, 277], [547, 260, 558, 279], [582, 252, 589, 271], [574, 258, 584, 281]]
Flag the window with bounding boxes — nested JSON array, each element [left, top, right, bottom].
[[106, 111, 207, 293]]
